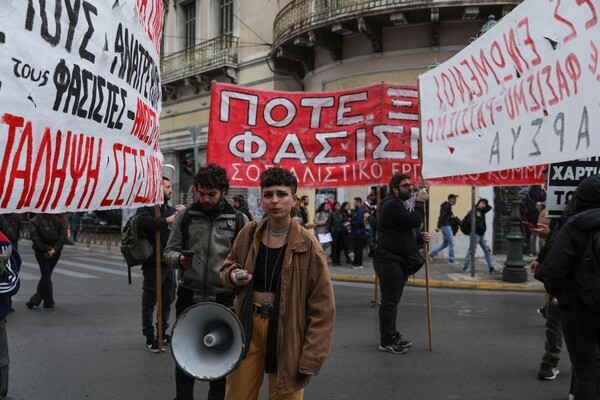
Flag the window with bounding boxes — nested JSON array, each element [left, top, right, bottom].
[[219, 0, 233, 36], [182, 2, 196, 48]]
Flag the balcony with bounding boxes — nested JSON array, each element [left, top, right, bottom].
[[161, 35, 239, 86], [272, 0, 521, 77]]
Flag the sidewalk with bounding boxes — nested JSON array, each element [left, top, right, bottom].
[[63, 240, 545, 293], [328, 254, 546, 293]]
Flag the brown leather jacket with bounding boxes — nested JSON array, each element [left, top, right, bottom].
[[220, 218, 335, 394]]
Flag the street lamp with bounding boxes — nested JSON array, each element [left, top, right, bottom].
[[188, 127, 201, 174], [502, 186, 528, 282]]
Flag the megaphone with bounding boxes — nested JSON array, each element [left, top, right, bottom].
[[171, 302, 245, 380]]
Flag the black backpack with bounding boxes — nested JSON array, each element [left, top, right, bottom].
[[574, 227, 600, 310], [120, 214, 153, 268], [460, 214, 471, 235]]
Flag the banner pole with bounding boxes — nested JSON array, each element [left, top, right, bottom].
[[373, 185, 380, 308], [154, 204, 163, 353], [417, 79, 433, 352]]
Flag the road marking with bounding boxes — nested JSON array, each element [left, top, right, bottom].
[[17, 271, 40, 280], [21, 261, 98, 279], [59, 259, 143, 278]]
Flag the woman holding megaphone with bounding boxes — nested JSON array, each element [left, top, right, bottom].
[[220, 167, 336, 400]]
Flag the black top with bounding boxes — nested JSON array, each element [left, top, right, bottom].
[[253, 242, 286, 293], [376, 195, 425, 255], [437, 201, 454, 228]]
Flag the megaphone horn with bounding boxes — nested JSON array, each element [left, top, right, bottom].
[[171, 302, 245, 381]]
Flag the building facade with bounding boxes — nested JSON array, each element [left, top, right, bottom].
[[159, 0, 521, 244]]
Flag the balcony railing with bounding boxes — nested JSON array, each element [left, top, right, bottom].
[[161, 35, 239, 84], [273, 0, 518, 49]]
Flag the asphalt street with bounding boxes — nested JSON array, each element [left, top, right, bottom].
[[5, 242, 569, 400]]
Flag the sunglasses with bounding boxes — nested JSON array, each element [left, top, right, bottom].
[[400, 183, 413, 188]]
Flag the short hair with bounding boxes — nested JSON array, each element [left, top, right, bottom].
[[194, 164, 229, 192], [233, 195, 245, 206], [388, 173, 410, 192], [162, 176, 170, 182], [301, 195, 309, 201], [354, 197, 362, 203], [260, 167, 298, 194], [477, 198, 489, 207]]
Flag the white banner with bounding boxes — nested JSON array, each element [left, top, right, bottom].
[[0, 0, 164, 213], [419, 0, 600, 179]]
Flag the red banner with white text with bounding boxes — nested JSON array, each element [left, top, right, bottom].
[[207, 82, 545, 188]]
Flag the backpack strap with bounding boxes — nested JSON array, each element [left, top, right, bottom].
[[233, 209, 245, 244], [180, 207, 192, 250]]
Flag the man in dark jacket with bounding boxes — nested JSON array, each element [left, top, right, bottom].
[[373, 173, 430, 354], [462, 198, 501, 274], [429, 194, 459, 264], [543, 174, 600, 400], [136, 176, 184, 352]]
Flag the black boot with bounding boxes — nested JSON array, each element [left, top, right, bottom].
[[26, 294, 42, 309]]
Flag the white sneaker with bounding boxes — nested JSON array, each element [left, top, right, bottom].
[[352, 265, 364, 270]]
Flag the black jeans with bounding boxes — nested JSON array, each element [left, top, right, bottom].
[[352, 237, 364, 266], [141, 264, 175, 338], [31, 251, 60, 306], [331, 230, 350, 264], [373, 256, 408, 346], [174, 287, 233, 400], [565, 301, 600, 400], [542, 300, 563, 367]]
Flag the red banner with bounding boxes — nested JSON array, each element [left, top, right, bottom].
[[207, 83, 545, 187]]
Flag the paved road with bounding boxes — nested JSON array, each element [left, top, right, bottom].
[[6, 243, 568, 399]]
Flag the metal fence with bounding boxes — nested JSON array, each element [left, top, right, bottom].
[[20, 221, 122, 250], [161, 35, 239, 84]]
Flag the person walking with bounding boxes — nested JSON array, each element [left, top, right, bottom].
[[462, 199, 502, 274], [350, 198, 368, 269], [543, 174, 600, 400], [372, 173, 430, 354], [67, 212, 82, 243], [136, 176, 185, 352], [164, 164, 248, 400], [27, 213, 68, 309], [429, 194, 459, 264], [0, 231, 20, 399], [220, 167, 335, 400]]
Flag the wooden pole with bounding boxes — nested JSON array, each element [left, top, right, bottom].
[[154, 204, 163, 353], [417, 79, 433, 351], [421, 188, 433, 352], [373, 185, 380, 308]]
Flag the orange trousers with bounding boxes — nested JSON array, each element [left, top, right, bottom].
[[225, 313, 304, 400]]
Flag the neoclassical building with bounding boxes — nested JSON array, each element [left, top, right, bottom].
[[159, 0, 521, 251]]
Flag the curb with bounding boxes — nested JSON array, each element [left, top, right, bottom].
[[329, 274, 545, 293]]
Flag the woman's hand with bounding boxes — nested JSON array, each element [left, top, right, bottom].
[[230, 268, 253, 286]]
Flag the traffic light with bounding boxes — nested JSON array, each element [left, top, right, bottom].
[[181, 152, 194, 175]]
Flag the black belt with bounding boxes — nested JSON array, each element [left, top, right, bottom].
[[252, 303, 273, 318]]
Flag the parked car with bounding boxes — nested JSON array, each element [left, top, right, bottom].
[[81, 210, 122, 233]]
